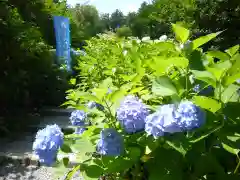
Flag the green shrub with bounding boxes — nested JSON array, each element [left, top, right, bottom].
[[49, 24, 240, 179]]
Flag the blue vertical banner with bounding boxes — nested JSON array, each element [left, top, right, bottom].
[[53, 16, 71, 71]]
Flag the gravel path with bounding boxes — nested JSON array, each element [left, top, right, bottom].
[[0, 159, 53, 180], [0, 159, 81, 180]]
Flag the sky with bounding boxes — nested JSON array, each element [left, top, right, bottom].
[[67, 0, 147, 15]]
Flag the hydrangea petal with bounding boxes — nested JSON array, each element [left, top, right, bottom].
[[116, 95, 149, 133]]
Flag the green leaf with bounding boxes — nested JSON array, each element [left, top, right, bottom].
[[76, 91, 100, 103], [221, 84, 240, 103], [84, 165, 104, 179], [193, 96, 221, 113], [131, 68, 145, 83], [227, 54, 240, 75], [104, 157, 134, 173], [207, 51, 230, 61], [188, 50, 205, 71], [99, 77, 113, 88], [207, 60, 232, 80], [61, 144, 73, 153], [221, 143, 240, 155], [191, 70, 216, 87], [172, 23, 190, 43], [151, 56, 189, 75], [72, 138, 96, 154], [223, 72, 240, 86], [63, 157, 69, 167], [146, 147, 183, 180], [127, 147, 141, 161], [64, 165, 80, 180], [91, 88, 108, 101], [225, 45, 239, 57], [129, 87, 145, 94], [110, 88, 127, 104], [52, 163, 68, 179], [152, 76, 178, 96], [227, 133, 240, 142], [154, 42, 176, 51], [192, 31, 222, 50], [166, 140, 189, 156], [69, 78, 76, 85]]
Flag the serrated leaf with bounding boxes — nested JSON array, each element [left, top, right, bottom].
[[151, 56, 189, 75], [223, 72, 240, 86], [172, 23, 190, 43], [193, 96, 221, 113], [206, 60, 232, 80], [227, 134, 240, 142], [225, 45, 239, 57], [207, 51, 230, 61], [152, 76, 177, 96], [227, 54, 240, 75], [192, 31, 222, 50], [221, 84, 240, 103], [166, 140, 187, 156], [191, 70, 216, 87], [110, 88, 126, 103], [221, 143, 240, 155], [76, 91, 100, 103]]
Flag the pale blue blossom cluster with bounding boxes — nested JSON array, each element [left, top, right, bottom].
[[32, 93, 206, 168], [70, 110, 88, 126], [116, 95, 149, 133], [145, 101, 205, 139], [32, 124, 64, 166], [116, 95, 205, 138], [96, 128, 124, 156]]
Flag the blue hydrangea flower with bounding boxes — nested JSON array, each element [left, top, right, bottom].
[[87, 101, 104, 111], [32, 124, 64, 166], [70, 110, 87, 126], [176, 101, 206, 130], [97, 128, 124, 156], [145, 104, 182, 139], [145, 101, 205, 139], [116, 95, 149, 133]]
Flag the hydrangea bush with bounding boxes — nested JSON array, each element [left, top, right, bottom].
[[33, 24, 240, 179]]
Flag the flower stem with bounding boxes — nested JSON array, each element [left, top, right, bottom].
[[234, 156, 240, 174]]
